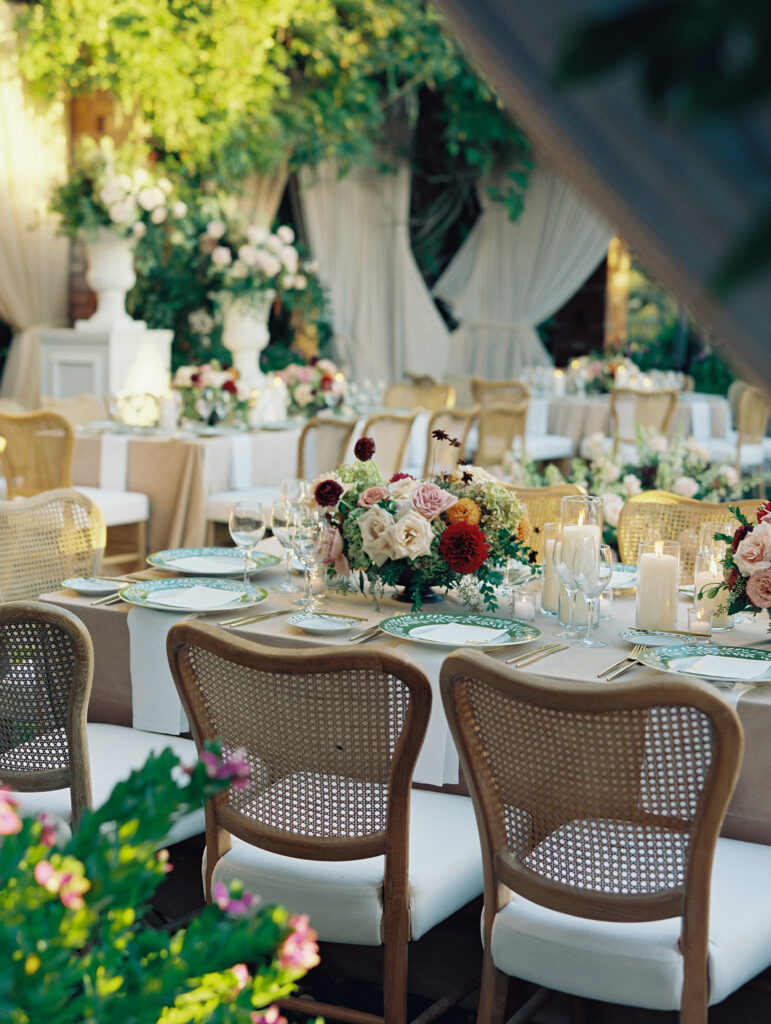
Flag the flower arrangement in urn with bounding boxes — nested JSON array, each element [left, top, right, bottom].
[[308, 433, 533, 610], [173, 359, 251, 426], [278, 358, 347, 417], [714, 503, 771, 625], [0, 741, 319, 1023]]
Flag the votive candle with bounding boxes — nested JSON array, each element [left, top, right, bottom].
[[636, 540, 680, 630]]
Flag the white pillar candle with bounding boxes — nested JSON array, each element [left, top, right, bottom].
[[542, 537, 560, 614], [558, 523, 601, 626], [637, 544, 679, 629], [552, 369, 566, 396], [694, 558, 732, 628]]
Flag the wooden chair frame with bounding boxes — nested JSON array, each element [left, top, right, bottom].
[[502, 483, 585, 560], [440, 650, 743, 1024], [0, 410, 75, 498], [360, 411, 420, 479], [0, 601, 93, 826], [475, 400, 529, 469], [470, 378, 531, 406], [384, 383, 457, 412], [422, 406, 479, 477], [297, 416, 359, 479], [167, 621, 454, 1024], [735, 385, 771, 467], [608, 387, 679, 453]]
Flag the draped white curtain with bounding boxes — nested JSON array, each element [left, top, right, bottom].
[[236, 167, 288, 228], [299, 159, 450, 383], [433, 164, 613, 377], [0, 6, 69, 406]]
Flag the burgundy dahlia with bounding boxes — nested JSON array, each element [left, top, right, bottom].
[[439, 522, 489, 574], [733, 523, 752, 551], [390, 472, 412, 483], [222, 379, 237, 394], [354, 436, 376, 461], [314, 479, 344, 507]]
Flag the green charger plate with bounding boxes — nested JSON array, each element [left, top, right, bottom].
[[379, 612, 540, 649]]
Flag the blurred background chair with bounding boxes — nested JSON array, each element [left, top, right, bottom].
[[168, 622, 483, 1024], [579, 388, 679, 462], [705, 384, 771, 471], [475, 401, 529, 473], [0, 410, 149, 571], [616, 491, 760, 582], [39, 394, 112, 427], [384, 382, 456, 412], [420, 406, 479, 477], [441, 650, 771, 1024], [470, 377, 530, 405], [0, 490, 105, 601], [503, 483, 584, 561], [0, 602, 202, 845], [360, 410, 420, 479]]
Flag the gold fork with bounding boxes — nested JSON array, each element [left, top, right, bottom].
[[604, 645, 646, 682], [597, 644, 644, 679]]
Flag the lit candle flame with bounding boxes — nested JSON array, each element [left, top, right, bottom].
[[654, 540, 664, 556]]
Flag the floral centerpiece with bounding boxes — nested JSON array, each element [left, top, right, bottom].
[[173, 359, 252, 426], [278, 358, 347, 417], [308, 433, 533, 610], [0, 741, 319, 1023], [568, 352, 641, 394], [714, 503, 771, 624]]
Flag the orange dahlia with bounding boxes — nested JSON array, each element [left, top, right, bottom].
[[517, 517, 531, 543], [446, 497, 481, 526]]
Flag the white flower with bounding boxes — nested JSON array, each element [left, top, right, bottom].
[[330, 378, 347, 398], [108, 199, 135, 225], [116, 173, 132, 192], [171, 200, 188, 219], [188, 309, 215, 335], [684, 437, 710, 462], [672, 475, 699, 498], [388, 508, 434, 561], [293, 382, 314, 407], [648, 434, 668, 454], [132, 168, 150, 187], [721, 465, 740, 487], [150, 206, 167, 224], [280, 246, 299, 273], [173, 366, 196, 387], [158, 177, 173, 194], [131, 221, 147, 238], [601, 459, 621, 485], [292, 274, 307, 290], [237, 244, 260, 267], [357, 506, 396, 566], [601, 492, 624, 528], [229, 260, 248, 279], [245, 225, 268, 245], [389, 476, 418, 500], [99, 180, 125, 205], [255, 251, 282, 277], [277, 225, 295, 244], [211, 245, 232, 267], [304, 258, 320, 274], [622, 474, 642, 498], [584, 433, 608, 461], [206, 219, 227, 240], [265, 233, 283, 253], [137, 185, 166, 211], [316, 359, 337, 376]]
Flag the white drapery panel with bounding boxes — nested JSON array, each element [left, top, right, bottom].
[[433, 165, 612, 378], [0, 6, 69, 406], [236, 167, 288, 228], [299, 159, 450, 383]]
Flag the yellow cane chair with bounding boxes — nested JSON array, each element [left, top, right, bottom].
[[503, 483, 585, 561], [297, 415, 359, 479], [609, 387, 679, 456], [422, 406, 479, 477], [167, 621, 483, 1024], [475, 401, 529, 472], [384, 382, 456, 412], [441, 650, 771, 1024], [470, 377, 531, 406], [360, 410, 420, 478], [708, 384, 771, 471], [616, 491, 760, 582]]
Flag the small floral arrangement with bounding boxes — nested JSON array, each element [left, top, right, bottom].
[[51, 137, 186, 241], [715, 503, 771, 623], [278, 358, 347, 417], [308, 433, 533, 610], [568, 352, 641, 394], [173, 359, 251, 426], [0, 741, 320, 1023]]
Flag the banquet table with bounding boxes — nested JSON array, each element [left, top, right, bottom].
[[41, 541, 771, 846]]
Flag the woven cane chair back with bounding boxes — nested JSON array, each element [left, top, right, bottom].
[[384, 383, 456, 412], [0, 410, 74, 498], [503, 483, 585, 560], [470, 378, 531, 406], [609, 388, 679, 449], [0, 490, 105, 601], [422, 406, 479, 477], [0, 602, 93, 826], [476, 401, 529, 470], [441, 651, 742, 1017], [297, 417, 358, 479], [40, 394, 111, 427], [360, 411, 419, 478], [617, 491, 759, 582], [168, 622, 431, 869], [736, 385, 771, 446]]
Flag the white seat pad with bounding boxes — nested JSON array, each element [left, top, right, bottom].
[[205, 487, 279, 523], [489, 836, 771, 1010], [523, 435, 575, 461], [11, 724, 203, 847], [209, 788, 482, 946], [76, 487, 149, 526]]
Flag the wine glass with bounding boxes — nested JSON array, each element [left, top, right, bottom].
[[270, 498, 300, 593], [280, 478, 309, 507], [228, 501, 267, 585], [574, 540, 613, 648], [291, 514, 331, 613], [552, 539, 580, 640]]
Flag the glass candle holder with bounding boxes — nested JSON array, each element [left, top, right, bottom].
[[694, 550, 733, 631], [636, 540, 680, 630], [687, 604, 713, 636], [541, 522, 561, 616], [513, 578, 540, 622], [558, 496, 603, 630]]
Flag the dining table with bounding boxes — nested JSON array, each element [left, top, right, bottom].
[[40, 538, 771, 846]]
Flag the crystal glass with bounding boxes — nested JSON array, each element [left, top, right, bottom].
[[694, 550, 733, 630], [228, 501, 267, 584], [270, 499, 300, 593], [291, 515, 331, 612], [558, 496, 603, 631], [553, 538, 580, 639], [279, 478, 309, 507], [574, 541, 613, 647], [540, 523, 561, 616]]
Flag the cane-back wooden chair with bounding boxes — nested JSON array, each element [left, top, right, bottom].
[[167, 622, 483, 1024], [475, 401, 529, 472], [616, 491, 760, 582], [707, 384, 771, 471], [608, 387, 679, 455], [360, 410, 420, 479], [384, 382, 456, 412], [503, 483, 585, 560], [422, 406, 479, 477], [470, 378, 531, 406], [297, 415, 359, 479], [441, 650, 771, 1024], [0, 602, 202, 844]]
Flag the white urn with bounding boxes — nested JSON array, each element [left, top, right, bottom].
[[220, 290, 275, 389], [77, 227, 145, 331]]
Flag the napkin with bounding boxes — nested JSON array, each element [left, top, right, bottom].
[[228, 434, 253, 489], [99, 434, 129, 490], [166, 555, 244, 574], [128, 606, 189, 733], [149, 585, 241, 611], [408, 623, 510, 645], [683, 654, 769, 681], [610, 568, 637, 589]]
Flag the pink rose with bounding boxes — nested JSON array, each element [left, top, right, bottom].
[[411, 481, 458, 520], [746, 568, 771, 608], [733, 520, 771, 576], [358, 486, 388, 508]]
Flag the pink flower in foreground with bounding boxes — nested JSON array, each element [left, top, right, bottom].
[[34, 858, 91, 910], [230, 963, 251, 993], [734, 520, 771, 576], [0, 787, 21, 835], [38, 812, 57, 847], [199, 748, 251, 790], [746, 568, 771, 609], [213, 881, 258, 917], [411, 481, 458, 521], [278, 913, 320, 972], [251, 1006, 288, 1024]]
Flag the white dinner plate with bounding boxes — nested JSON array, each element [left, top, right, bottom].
[[62, 576, 121, 596], [619, 628, 705, 648], [638, 644, 771, 683], [287, 613, 358, 635], [379, 612, 540, 649], [119, 577, 268, 613], [147, 547, 281, 577]]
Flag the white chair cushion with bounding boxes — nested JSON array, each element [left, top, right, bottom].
[[704, 434, 768, 469], [208, 787, 482, 946], [522, 434, 575, 461], [76, 487, 149, 526], [11, 724, 204, 847], [205, 487, 279, 523], [489, 836, 771, 1010]]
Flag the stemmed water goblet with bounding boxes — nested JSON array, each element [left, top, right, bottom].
[[290, 514, 331, 613], [270, 498, 300, 593], [574, 541, 613, 648], [228, 501, 267, 585], [552, 539, 580, 639]]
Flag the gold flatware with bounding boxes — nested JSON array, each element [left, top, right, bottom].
[[509, 644, 568, 668], [348, 625, 383, 644], [349, 629, 384, 645], [597, 644, 645, 679], [316, 612, 370, 622], [90, 592, 124, 606], [505, 643, 560, 665], [626, 627, 706, 639], [606, 657, 644, 683], [220, 608, 291, 627]]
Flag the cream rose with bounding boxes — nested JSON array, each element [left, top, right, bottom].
[[388, 508, 435, 561], [389, 476, 417, 501], [601, 492, 624, 528], [293, 382, 314, 407], [357, 506, 396, 566], [622, 474, 642, 498], [734, 521, 771, 576], [672, 475, 699, 498]]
